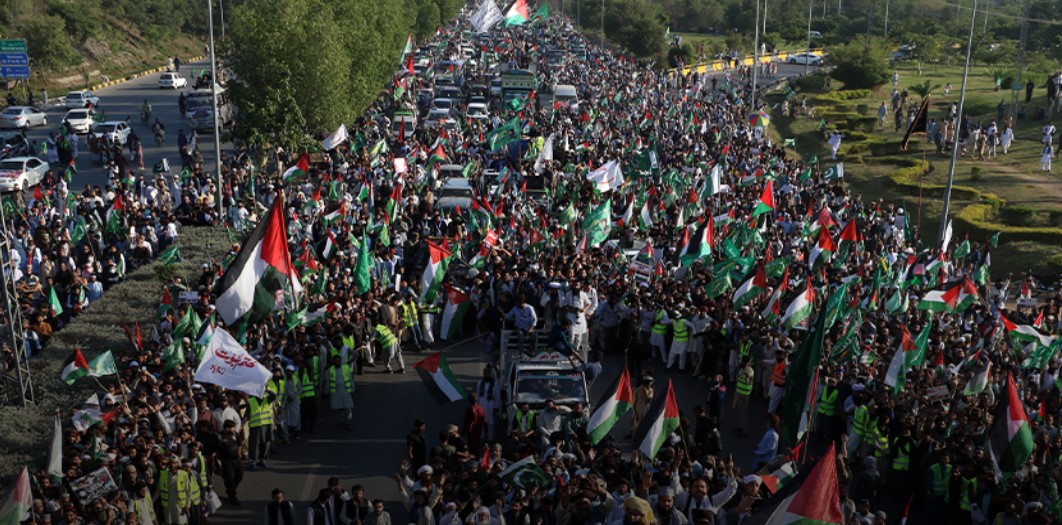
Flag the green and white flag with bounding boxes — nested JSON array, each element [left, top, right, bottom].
[[823, 163, 844, 180]]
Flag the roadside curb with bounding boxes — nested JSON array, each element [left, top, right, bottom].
[[87, 55, 207, 92]]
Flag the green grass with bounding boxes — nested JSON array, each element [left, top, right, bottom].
[[766, 62, 1062, 274]]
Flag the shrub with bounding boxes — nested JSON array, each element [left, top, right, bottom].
[[970, 166, 983, 182], [955, 203, 1062, 246], [1000, 205, 1038, 226], [1047, 254, 1062, 272], [829, 36, 892, 89], [790, 72, 830, 92]]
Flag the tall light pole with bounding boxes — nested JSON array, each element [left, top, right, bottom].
[[208, 0, 224, 217], [939, 0, 978, 241], [751, 0, 761, 112], [884, 0, 890, 38], [218, 0, 226, 40], [805, 0, 813, 76], [600, 0, 605, 40], [762, 0, 767, 36]]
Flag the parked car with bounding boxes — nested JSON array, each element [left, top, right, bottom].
[[63, 109, 99, 134], [0, 132, 30, 160], [91, 121, 132, 146], [0, 106, 47, 129], [64, 90, 100, 109], [0, 157, 49, 192], [159, 72, 188, 89], [786, 52, 823, 65]]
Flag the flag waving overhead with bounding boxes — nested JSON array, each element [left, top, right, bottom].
[[987, 372, 1034, 478], [0, 467, 32, 525], [194, 328, 272, 397], [413, 352, 468, 404], [503, 0, 530, 26], [884, 326, 917, 392], [746, 443, 844, 525], [588, 368, 634, 444], [633, 379, 680, 460], [420, 241, 453, 304], [216, 195, 301, 325], [781, 283, 816, 330], [752, 181, 775, 216], [60, 348, 90, 385], [440, 284, 472, 341], [587, 160, 624, 192]]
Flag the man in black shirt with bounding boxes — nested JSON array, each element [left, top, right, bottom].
[[407, 419, 427, 470]]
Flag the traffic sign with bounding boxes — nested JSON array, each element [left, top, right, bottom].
[[0, 66, 30, 79], [0, 53, 28, 66], [0, 40, 26, 53]]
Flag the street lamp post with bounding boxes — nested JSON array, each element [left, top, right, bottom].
[[208, 0, 224, 218], [805, 0, 813, 76], [939, 0, 979, 241], [219, 0, 227, 40], [751, 0, 761, 112], [884, 0, 890, 38], [600, 0, 605, 40]]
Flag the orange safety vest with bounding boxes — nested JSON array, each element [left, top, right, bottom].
[[771, 362, 787, 387]]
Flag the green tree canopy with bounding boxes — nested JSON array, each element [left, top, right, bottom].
[[829, 36, 892, 89]]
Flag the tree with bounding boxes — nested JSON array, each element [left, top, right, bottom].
[[829, 36, 892, 89], [414, 0, 441, 40], [907, 80, 941, 98], [22, 15, 80, 71], [604, 0, 667, 58]]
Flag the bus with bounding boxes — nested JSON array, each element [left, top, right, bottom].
[[184, 87, 234, 132]]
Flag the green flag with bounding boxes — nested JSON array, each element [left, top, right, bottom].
[[779, 309, 828, 446], [989, 231, 1001, 247], [823, 281, 850, 331], [581, 200, 612, 248], [48, 287, 64, 316], [353, 234, 372, 294], [158, 245, 182, 264], [953, 239, 971, 259], [88, 351, 118, 376]]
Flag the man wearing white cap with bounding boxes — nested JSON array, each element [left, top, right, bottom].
[[282, 365, 302, 439]]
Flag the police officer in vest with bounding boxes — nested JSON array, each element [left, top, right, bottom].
[[732, 355, 754, 436], [247, 387, 278, 470], [218, 420, 244, 505], [266, 488, 297, 525], [925, 451, 954, 523], [510, 402, 537, 450], [156, 455, 192, 525], [299, 356, 320, 434], [815, 375, 842, 446]]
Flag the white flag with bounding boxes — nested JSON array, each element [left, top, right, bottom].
[[708, 164, 723, 196], [322, 124, 349, 151], [587, 160, 624, 192], [47, 412, 63, 480], [941, 219, 953, 253], [194, 328, 271, 397], [534, 134, 554, 174], [469, 0, 504, 32]]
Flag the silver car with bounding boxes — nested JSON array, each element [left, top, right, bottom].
[[0, 157, 49, 192], [64, 90, 100, 109], [0, 106, 47, 129]]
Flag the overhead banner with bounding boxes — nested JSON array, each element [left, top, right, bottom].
[[194, 328, 271, 397], [470, 0, 504, 33]]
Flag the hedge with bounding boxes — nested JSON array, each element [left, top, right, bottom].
[[887, 160, 1006, 207], [955, 203, 1062, 246], [0, 226, 232, 481], [815, 89, 873, 102]]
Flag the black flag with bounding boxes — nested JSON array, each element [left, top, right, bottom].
[[901, 96, 931, 151]]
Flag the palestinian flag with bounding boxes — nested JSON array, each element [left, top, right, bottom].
[[679, 219, 712, 266], [420, 241, 453, 304], [838, 218, 863, 252], [632, 379, 680, 460], [884, 325, 917, 392], [733, 266, 767, 308], [322, 230, 338, 259], [503, 0, 530, 26], [282, 154, 310, 181], [987, 372, 1034, 478], [807, 207, 834, 237], [639, 202, 654, 231], [498, 456, 551, 489], [746, 443, 843, 525], [761, 267, 789, 321], [963, 359, 992, 396], [1001, 315, 1055, 348], [215, 195, 302, 326], [917, 278, 979, 313], [105, 193, 124, 235], [808, 227, 836, 268], [0, 467, 32, 525], [781, 283, 816, 330], [412, 352, 467, 404], [386, 182, 403, 224], [760, 461, 798, 494], [588, 368, 634, 444], [60, 348, 90, 385], [441, 284, 471, 341], [752, 181, 775, 216]]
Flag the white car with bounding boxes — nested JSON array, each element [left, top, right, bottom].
[[466, 102, 489, 121], [64, 90, 100, 109], [0, 106, 47, 129], [64, 109, 98, 134], [0, 157, 48, 192], [787, 52, 823, 65], [159, 72, 188, 89], [91, 121, 132, 146], [424, 109, 456, 129]]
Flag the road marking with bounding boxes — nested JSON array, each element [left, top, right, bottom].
[[299, 462, 321, 502]]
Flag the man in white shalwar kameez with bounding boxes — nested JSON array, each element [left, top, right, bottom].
[[282, 365, 302, 438]]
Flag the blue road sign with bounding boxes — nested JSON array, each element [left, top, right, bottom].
[[0, 66, 30, 79], [0, 53, 28, 66]]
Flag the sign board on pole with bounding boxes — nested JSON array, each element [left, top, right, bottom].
[[0, 39, 29, 79]]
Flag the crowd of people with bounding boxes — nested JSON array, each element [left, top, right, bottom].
[[8, 6, 1062, 525]]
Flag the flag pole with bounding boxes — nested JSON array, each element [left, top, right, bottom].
[[938, 0, 979, 241]]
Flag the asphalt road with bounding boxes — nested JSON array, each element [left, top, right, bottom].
[[17, 60, 223, 192], [207, 340, 772, 525]]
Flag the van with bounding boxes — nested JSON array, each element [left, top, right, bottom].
[[553, 84, 579, 109], [392, 110, 417, 135], [436, 177, 474, 215]]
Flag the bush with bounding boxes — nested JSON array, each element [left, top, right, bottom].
[[21, 15, 81, 71], [1047, 254, 1062, 272], [790, 72, 830, 92], [970, 166, 983, 182], [955, 203, 1062, 246], [668, 44, 695, 68], [1000, 205, 1038, 226], [829, 36, 892, 89]]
